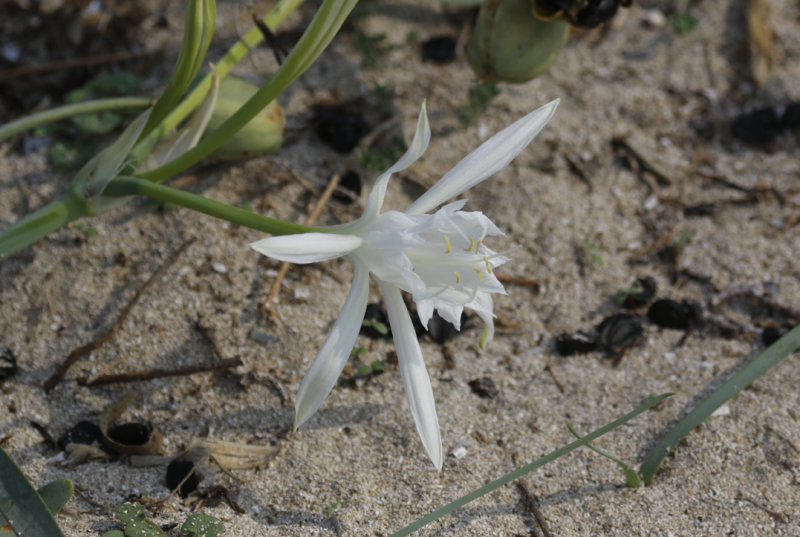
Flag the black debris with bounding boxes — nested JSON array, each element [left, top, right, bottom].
[[166, 459, 201, 497], [554, 332, 598, 356], [761, 325, 788, 347], [0, 347, 17, 380], [779, 102, 800, 130], [732, 107, 782, 146], [421, 36, 456, 63], [58, 420, 103, 451], [332, 170, 362, 205], [312, 104, 370, 154], [468, 377, 499, 399], [647, 299, 700, 330], [596, 313, 644, 355]]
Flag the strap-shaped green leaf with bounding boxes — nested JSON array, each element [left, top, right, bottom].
[[0, 448, 68, 537]]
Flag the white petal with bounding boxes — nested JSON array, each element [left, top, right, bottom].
[[405, 99, 559, 215], [250, 233, 362, 264], [294, 259, 370, 429], [378, 280, 443, 470], [356, 103, 431, 226]]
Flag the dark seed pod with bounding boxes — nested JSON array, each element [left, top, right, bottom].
[[57, 420, 103, 451], [468, 377, 499, 399], [596, 313, 643, 355], [421, 36, 457, 63], [554, 332, 598, 355], [107, 422, 153, 446], [647, 299, 700, 330], [0, 347, 18, 380], [166, 459, 201, 497]]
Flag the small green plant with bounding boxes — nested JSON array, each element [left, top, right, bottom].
[[585, 242, 603, 266], [674, 230, 692, 247], [670, 12, 699, 35], [362, 317, 389, 336], [354, 31, 390, 67], [567, 424, 642, 488], [325, 501, 341, 516], [101, 503, 225, 537]]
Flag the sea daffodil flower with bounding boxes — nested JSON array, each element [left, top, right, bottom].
[[251, 99, 558, 469]]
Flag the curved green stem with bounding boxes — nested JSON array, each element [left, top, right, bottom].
[[389, 393, 673, 537], [0, 97, 152, 143], [0, 191, 87, 259], [104, 176, 327, 236], [139, 0, 358, 181]]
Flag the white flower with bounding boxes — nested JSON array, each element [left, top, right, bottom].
[[250, 99, 558, 469]]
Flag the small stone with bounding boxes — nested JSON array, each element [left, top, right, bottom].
[[211, 262, 227, 274], [451, 446, 468, 459]]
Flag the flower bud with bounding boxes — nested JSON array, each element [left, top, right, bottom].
[[206, 76, 284, 161], [467, 0, 569, 83]]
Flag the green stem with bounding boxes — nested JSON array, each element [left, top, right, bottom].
[[132, 0, 306, 162], [640, 325, 800, 484], [0, 97, 151, 143], [105, 176, 326, 236], [139, 0, 358, 181], [0, 191, 87, 259], [389, 393, 673, 537]]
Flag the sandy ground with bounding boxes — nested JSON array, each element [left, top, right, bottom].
[[1, 1, 799, 536]]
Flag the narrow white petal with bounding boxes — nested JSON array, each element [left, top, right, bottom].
[[378, 280, 443, 470], [250, 233, 362, 264], [294, 259, 370, 429], [356, 103, 431, 226], [405, 99, 559, 215], [471, 293, 495, 349]]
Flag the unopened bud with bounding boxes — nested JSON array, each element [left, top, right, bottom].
[[207, 76, 284, 161]]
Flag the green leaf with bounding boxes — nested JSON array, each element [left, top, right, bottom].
[[181, 513, 224, 537], [0, 448, 68, 537], [670, 12, 699, 35], [115, 502, 165, 537], [36, 479, 74, 516], [101, 531, 125, 537], [640, 325, 800, 484]]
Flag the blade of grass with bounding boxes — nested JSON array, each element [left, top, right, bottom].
[[566, 424, 641, 488], [0, 448, 67, 537], [640, 324, 800, 484], [389, 393, 672, 537]]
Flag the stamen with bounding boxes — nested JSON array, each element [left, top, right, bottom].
[[464, 237, 474, 252], [474, 238, 482, 253], [453, 271, 461, 283], [473, 267, 483, 280], [444, 236, 452, 253], [483, 257, 492, 273]]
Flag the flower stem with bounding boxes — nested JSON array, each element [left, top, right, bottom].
[[389, 393, 673, 537], [105, 176, 326, 236], [0, 97, 152, 143], [0, 191, 87, 259]]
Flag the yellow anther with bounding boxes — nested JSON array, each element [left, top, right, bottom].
[[475, 238, 482, 253], [464, 237, 474, 252], [473, 267, 483, 280], [453, 271, 461, 283], [483, 257, 492, 273], [444, 236, 452, 253]]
